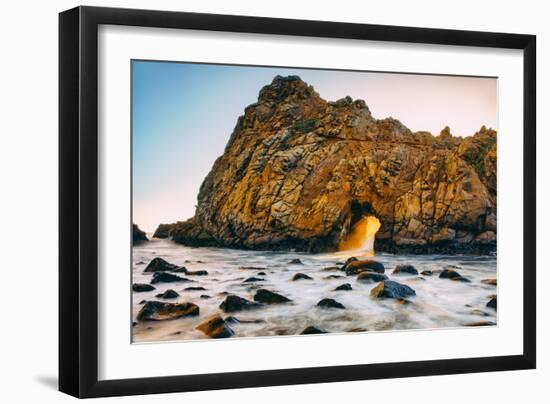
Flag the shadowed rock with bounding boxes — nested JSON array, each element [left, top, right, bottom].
[[132, 224, 148, 243], [253, 289, 292, 304], [392, 264, 419, 275], [481, 278, 497, 286], [144, 257, 179, 273], [184, 286, 206, 291], [334, 283, 352, 291], [357, 272, 388, 283], [292, 273, 313, 281], [420, 270, 433, 276], [439, 268, 471, 283], [301, 326, 328, 334], [324, 274, 344, 279], [137, 301, 199, 321], [150, 272, 192, 284], [219, 295, 263, 313], [486, 297, 497, 310], [153, 223, 175, 239], [288, 258, 304, 264], [317, 298, 345, 309], [344, 259, 385, 275], [370, 280, 416, 299], [196, 314, 234, 338], [243, 277, 265, 283], [132, 283, 155, 292], [464, 321, 496, 327], [155, 289, 179, 299]]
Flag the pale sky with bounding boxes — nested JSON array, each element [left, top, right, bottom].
[[132, 61, 497, 232]]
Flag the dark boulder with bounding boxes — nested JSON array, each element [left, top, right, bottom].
[[481, 278, 497, 286], [292, 273, 313, 281], [144, 257, 179, 273], [253, 289, 292, 304], [392, 264, 419, 275], [301, 326, 328, 334], [219, 295, 263, 313], [317, 298, 346, 309], [196, 314, 234, 338], [344, 259, 385, 275], [486, 297, 497, 310], [257, 271, 267, 276], [465, 321, 496, 327], [200, 294, 211, 299], [150, 272, 191, 284], [132, 224, 148, 243], [136, 301, 199, 321], [370, 280, 416, 299], [183, 286, 206, 291], [420, 270, 433, 276], [357, 272, 388, 283], [334, 283, 352, 291], [288, 258, 304, 265], [132, 283, 155, 292], [439, 268, 471, 283], [243, 277, 265, 283], [155, 289, 179, 299]]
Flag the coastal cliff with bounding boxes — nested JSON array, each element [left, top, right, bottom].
[[168, 75, 496, 254]]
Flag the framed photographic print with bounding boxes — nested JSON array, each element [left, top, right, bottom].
[[59, 6, 536, 398]]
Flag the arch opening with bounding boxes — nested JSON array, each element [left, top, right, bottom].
[[338, 201, 381, 253]]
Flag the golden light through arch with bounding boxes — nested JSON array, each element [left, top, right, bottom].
[[339, 216, 381, 253]]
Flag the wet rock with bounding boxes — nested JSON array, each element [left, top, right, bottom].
[[317, 298, 346, 309], [219, 295, 263, 313], [439, 269, 471, 283], [196, 314, 234, 338], [356, 272, 388, 283], [322, 266, 341, 272], [334, 283, 352, 291], [392, 264, 418, 275], [200, 294, 211, 299], [239, 266, 267, 270], [225, 316, 265, 324], [155, 289, 179, 299], [144, 257, 179, 273], [174, 268, 208, 276], [183, 286, 206, 291], [132, 283, 156, 292], [138, 300, 146, 304], [292, 273, 313, 281], [243, 277, 265, 283], [257, 271, 267, 276], [420, 270, 433, 276], [486, 297, 497, 310], [481, 278, 497, 286], [301, 326, 328, 334], [137, 301, 199, 321], [344, 259, 385, 275], [150, 272, 192, 284], [469, 309, 490, 317], [152, 223, 175, 239], [370, 280, 416, 299], [132, 224, 148, 243], [288, 258, 304, 264], [465, 321, 496, 327], [253, 289, 292, 304], [324, 274, 344, 279]]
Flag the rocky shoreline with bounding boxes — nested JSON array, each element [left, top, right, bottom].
[[151, 75, 496, 255]]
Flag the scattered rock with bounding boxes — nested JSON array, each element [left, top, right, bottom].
[[137, 301, 199, 321], [357, 272, 388, 283], [253, 289, 292, 304], [344, 259, 385, 275], [316, 298, 346, 309], [439, 269, 471, 283], [183, 286, 206, 291], [324, 274, 344, 279], [138, 300, 146, 304], [219, 295, 263, 313], [196, 314, 234, 338], [144, 257, 179, 273], [200, 294, 211, 299], [132, 283, 156, 292], [175, 268, 208, 276], [288, 258, 304, 264], [334, 283, 352, 291], [392, 264, 418, 275], [155, 289, 179, 299], [239, 266, 267, 270], [322, 266, 341, 272], [292, 273, 313, 281], [370, 280, 416, 299], [257, 271, 267, 276], [301, 326, 328, 334], [150, 272, 191, 284], [420, 270, 433, 276], [348, 327, 368, 332], [224, 316, 265, 324], [243, 277, 265, 283], [469, 309, 490, 317], [481, 278, 497, 286], [132, 224, 148, 243], [486, 297, 497, 310], [465, 321, 496, 327]]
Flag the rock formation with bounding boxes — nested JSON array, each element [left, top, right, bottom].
[[132, 224, 148, 243], [170, 75, 497, 254]]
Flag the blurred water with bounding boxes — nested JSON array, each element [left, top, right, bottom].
[[132, 238, 497, 342]]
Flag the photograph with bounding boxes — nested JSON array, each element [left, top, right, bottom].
[[131, 61, 498, 342]]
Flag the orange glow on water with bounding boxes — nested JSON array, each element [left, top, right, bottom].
[[339, 216, 381, 252]]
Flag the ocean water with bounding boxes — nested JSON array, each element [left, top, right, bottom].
[[132, 238, 497, 342]]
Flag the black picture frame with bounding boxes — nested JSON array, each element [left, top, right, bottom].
[[59, 5, 536, 398]]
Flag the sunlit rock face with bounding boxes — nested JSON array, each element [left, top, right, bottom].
[[171, 75, 497, 254]]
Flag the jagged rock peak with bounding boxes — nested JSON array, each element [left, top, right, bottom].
[[258, 75, 320, 104]]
